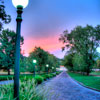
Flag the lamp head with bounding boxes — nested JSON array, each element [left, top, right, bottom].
[[12, 0, 29, 8], [46, 64, 49, 67], [33, 60, 37, 64]]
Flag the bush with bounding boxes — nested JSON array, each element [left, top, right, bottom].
[[41, 75, 47, 80], [48, 74, 53, 78], [34, 75, 44, 84], [51, 73, 56, 77], [0, 75, 13, 81], [56, 72, 60, 75]]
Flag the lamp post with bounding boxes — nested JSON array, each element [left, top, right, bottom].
[[33, 59, 37, 76], [52, 67, 54, 72], [12, 0, 29, 99], [46, 64, 49, 74]]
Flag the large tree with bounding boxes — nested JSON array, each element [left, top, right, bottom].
[[0, 29, 24, 75], [59, 25, 100, 75], [0, 0, 11, 31]]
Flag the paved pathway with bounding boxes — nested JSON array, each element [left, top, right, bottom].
[[0, 80, 13, 85], [36, 72, 100, 100]]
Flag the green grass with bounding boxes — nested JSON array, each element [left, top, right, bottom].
[[90, 71, 100, 75], [68, 72, 100, 90]]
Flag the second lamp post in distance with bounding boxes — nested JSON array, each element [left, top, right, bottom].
[[46, 64, 49, 74], [33, 59, 37, 76]]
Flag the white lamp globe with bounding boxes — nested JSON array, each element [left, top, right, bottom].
[[33, 60, 37, 64], [12, 0, 29, 8], [46, 64, 49, 67]]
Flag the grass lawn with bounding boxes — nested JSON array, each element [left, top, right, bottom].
[[90, 71, 100, 75], [68, 72, 100, 90]]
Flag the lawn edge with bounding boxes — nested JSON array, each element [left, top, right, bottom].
[[67, 72, 100, 92]]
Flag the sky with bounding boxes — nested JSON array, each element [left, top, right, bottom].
[[3, 0, 100, 58]]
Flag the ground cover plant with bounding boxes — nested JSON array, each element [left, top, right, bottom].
[[68, 72, 100, 90], [0, 79, 43, 100]]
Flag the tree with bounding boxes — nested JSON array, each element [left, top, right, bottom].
[[59, 25, 100, 75], [0, 29, 24, 75], [62, 53, 74, 71], [97, 59, 100, 71], [0, 0, 11, 31], [28, 47, 49, 73], [73, 53, 87, 74], [47, 54, 60, 72]]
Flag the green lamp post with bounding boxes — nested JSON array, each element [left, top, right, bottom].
[[12, 0, 29, 99], [46, 64, 49, 74], [52, 67, 54, 72], [33, 59, 37, 76]]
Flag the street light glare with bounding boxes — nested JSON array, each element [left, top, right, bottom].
[[46, 64, 49, 67], [33, 60, 37, 64], [12, 0, 29, 8]]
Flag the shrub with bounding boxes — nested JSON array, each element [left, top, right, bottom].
[[34, 75, 44, 84], [56, 72, 60, 75], [48, 74, 53, 78], [0, 76, 13, 81], [51, 73, 56, 77], [41, 75, 47, 80]]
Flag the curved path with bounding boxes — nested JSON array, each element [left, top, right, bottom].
[[36, 72, 100, 100]]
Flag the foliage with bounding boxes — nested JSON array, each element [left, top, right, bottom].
[[62, 53, 74, 71], [96, 59, 100, 70], [0, 79, 43, 100], [0, 75, 13, 81], [29, 47, 48, 73], [73, 53, 87, 73], [60, 25, 100, 75], [0, 0, 11, 31], [34, 75, 44, 84], [90, 71, 100, 75], [27, 47, 60, 73], [0, 29, 24, 75], [20, 57, 27, 72], [47, 54, 60, 72]]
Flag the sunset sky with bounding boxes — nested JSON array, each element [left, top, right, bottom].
[[3, 0, 100, 58]]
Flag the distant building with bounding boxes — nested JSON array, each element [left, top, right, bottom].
[[56, 66, 67, 71]]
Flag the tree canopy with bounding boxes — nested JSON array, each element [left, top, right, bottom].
[[59, 25, 100, 75], [0, 0, 11, 31], [0, 29, 24, 75]]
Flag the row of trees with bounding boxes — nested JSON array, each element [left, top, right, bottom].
[[20, 47, 60, 73], [60, 25, 100, 75], [0, 29, 60, 74], [0, 29, 60, 75]]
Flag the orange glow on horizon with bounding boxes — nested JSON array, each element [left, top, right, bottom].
[[21, 35, 64, 56]]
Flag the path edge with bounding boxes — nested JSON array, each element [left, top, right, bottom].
[[67, 72, 100, 92]]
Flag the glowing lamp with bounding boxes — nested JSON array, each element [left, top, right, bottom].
[[12, 0, 29, 8], [33, 60, 37, 64], [46, 64, 49, 68]]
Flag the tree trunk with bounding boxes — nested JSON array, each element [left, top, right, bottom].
[[8, 69, 10, 75]]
